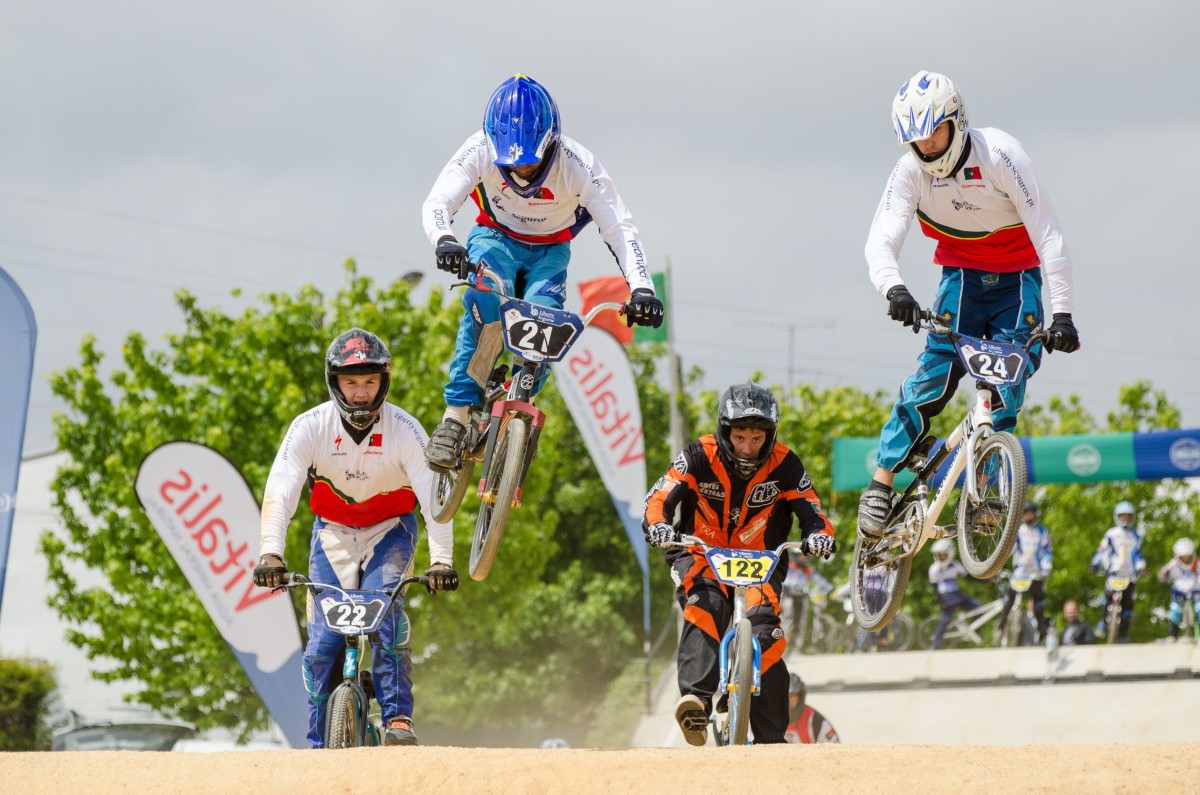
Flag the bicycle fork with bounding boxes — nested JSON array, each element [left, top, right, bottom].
[[716, 592, 763, 698]]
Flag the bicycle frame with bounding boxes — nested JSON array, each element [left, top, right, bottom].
[[276, 572, 429, 747], [870, 313, 1039, 566], [463, 262, 624, 506], [664, 535, 805, 745]]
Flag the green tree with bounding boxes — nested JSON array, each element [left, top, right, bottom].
[[42, 262, 664, 739], [0, 658, 56, 750]]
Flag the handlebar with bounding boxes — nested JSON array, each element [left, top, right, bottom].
[[916, 309, 1047, 351], [275, 572, 431, 599], [662, 534, 807, 559], [459, 260, 627, 326]]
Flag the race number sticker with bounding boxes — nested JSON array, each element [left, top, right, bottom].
[[706, 548, 779, 587], [500, 300, 584, 364], [318, 592, 387, 636], [954, 335, 1029, 386]]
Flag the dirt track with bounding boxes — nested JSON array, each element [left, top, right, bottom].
[[2, 743, 1196, 794]]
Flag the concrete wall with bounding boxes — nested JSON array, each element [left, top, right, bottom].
[[632, 644, 1200, 747]]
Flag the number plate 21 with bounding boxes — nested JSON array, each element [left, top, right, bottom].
[[706, 548, 779, 587], [500, 299, 584, 363]]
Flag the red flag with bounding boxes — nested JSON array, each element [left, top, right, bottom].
[[577, 276, 632, 345]]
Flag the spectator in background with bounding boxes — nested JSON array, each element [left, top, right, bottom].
[[784, 674, 840, 744], [1060, 599, 1096, 646]]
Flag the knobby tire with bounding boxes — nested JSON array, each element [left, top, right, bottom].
[[957, 432, 1026, 579], [728, 618, 754, 746], [325, 684, 363, 749], [430, 458, 475, 524], [469, 417, 527, 582]]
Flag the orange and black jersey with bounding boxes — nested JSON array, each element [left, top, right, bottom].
[[643, 434, 834, 553]]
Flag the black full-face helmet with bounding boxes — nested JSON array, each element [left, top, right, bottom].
[[325, 328, 391, 430], [716, 382, 779, 479]]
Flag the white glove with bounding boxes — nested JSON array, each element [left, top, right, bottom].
[[645, 523, 679, 548], [803, 534, 836, 560]]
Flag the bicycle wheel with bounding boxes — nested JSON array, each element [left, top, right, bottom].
[[918, 615, 962, 650], [957, 431, 1025, 579], [430, 458, 476, 524], [325, 683, 364, 749], [1000, 606, 1023, 648], [727, 618, 754, 746], [469, 417, 527, 582], [1106, 603, 1121, 644], [813, 614, 849, 654], [878, 612, 914, 651], [850, 531, 912, 631]]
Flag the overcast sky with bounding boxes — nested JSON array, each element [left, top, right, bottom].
[[4, 1, 1199, 456]]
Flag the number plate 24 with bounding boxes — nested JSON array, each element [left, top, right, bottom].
[[706, 548, 779, 587], [954, 334, 1030, 387], [500, 299, 584, 363]]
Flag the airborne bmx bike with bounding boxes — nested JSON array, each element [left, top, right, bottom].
[[428, 261, 626, 581], [664, 535, 805, 746], [850, 311, 1047, 632], [277, 572, 431, 748]]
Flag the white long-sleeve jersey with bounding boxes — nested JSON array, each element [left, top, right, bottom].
[[929, 558, 967, 596], [258, 402, 453, 565], [1091, 526, 1146, 579], [421, 132, 653, 294], [865, 126, 1075, 315], [1011, 522, 1053, 580]]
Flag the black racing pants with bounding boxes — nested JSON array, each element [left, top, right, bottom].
[[999, 579, 1048, 640]]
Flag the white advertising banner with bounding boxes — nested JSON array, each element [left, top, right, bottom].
[[552, 325, 649, 573], [135, 441, 306, 747]]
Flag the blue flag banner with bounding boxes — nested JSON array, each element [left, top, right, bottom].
[[0, 266, 37, 615]]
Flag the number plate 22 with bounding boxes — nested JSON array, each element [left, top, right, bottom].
[[706, 548, 779, 587], [500, 299, 584, 363], [954, 334, 1030, 386], [318, 590, 387, 636]]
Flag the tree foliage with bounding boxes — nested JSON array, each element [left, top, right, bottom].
[[43, 262, 668, 738], [0, 657, 56, 750], [42, 263, 1198, 744]]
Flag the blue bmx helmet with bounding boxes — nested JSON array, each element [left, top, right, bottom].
[[483, 74, 560, 167]]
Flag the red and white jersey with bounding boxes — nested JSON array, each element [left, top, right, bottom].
[[258, 401, 452, 565], [865, 126, 1074, 315], [785, 705, 840, 744], [421, 132, 654, 294]]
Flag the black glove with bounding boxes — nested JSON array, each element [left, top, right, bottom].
[[803, 534, 837, 559], [625, 288, 664, 328], [645, 522, 678, 548], [435, 236, 468, 276], [425, 563, 460, 593], [1044, 313, 1080, 354], [885, 285, 922, 332], [253, 554, 288, 588]]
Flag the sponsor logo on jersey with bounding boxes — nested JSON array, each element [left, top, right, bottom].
[[951, 199, 981, 211], [345, 469, 369, 481], [698, 481, 725, 500], [747, 481, 781, 507], [736, 515, 768, 545], [797, 474, 812, 492], [369, 433, 383, 447], [963, 166, 983, 181], [334, 435, 343, 451], [672, 452, 688, 474]]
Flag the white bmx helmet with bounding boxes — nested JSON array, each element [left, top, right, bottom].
[[932, 538, 955, 559], [892, 71, 969, 179], [1174, 538, 1195, 559]]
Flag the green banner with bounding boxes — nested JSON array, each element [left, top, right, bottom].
[[833, 432, 1145, 491], [831, 438, 914, 492], [634, 271, 668, 344], [1028, 434, 1136, 484]]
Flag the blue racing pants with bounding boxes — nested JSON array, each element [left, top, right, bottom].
[[876, 267, 1044, 472], [303, 515, 416, 748], [445, 226, 571, 407]]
